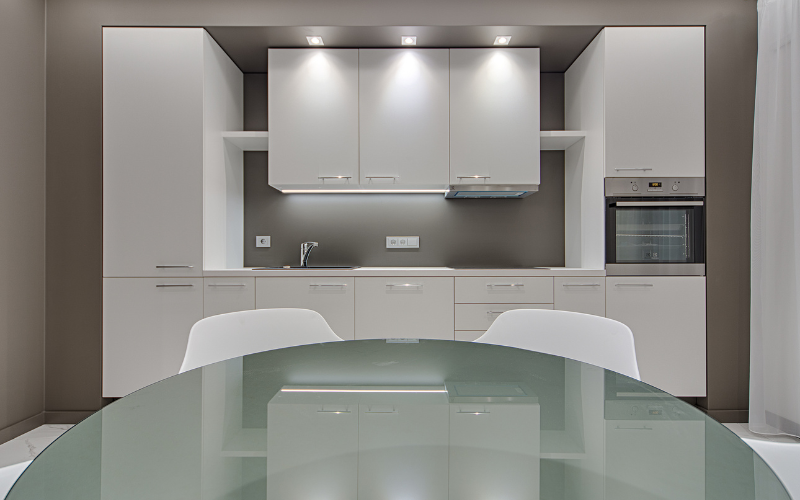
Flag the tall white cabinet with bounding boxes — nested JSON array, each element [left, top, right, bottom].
[[103, 27, 243, 397]]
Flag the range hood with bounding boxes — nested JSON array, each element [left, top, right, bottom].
[[445, 184, 538, 199]]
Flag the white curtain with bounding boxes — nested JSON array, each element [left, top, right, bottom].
[[751, 0, 800, 436]]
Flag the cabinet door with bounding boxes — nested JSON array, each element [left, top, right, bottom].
[[450, 48, 540, 185], [355, 277, 454, 339], [604, 27, 705, 178], [554, 277, 606, 316], [203, 277, 255, 317], [455, 304, 553, 332], [455, 277, 553, 304], [606, 277, 706, 396], [268, 49, 359, 188], [103, 28, 204, 277], [256, 277, 355, 340], [359, 49, 450, 188], [103, 277, 203, 397]]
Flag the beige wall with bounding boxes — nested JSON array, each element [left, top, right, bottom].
[[44, 0, 756, 420], [0, 0, 46, 439]]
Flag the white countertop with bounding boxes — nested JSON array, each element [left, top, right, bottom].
[[203, 267, 606, 277]]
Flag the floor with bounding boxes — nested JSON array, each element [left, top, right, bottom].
[[0, 423, 797, 499]]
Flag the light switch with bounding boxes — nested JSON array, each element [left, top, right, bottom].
[[256, 236, 271, 247], [407, 236, 420, 248]]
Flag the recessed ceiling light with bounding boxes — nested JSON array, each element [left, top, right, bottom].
[[401, 36, 417, 46], [306, 36, 324, 46], [494, 36, 511, 45]]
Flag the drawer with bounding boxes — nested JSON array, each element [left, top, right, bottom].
[[203, 277, 255, 317], [553, 277, 606, 317], [256, 277, 355, 340], [355, 277, 454, 340], [455, 304, 554, 331], [455, 277, 553, 304]]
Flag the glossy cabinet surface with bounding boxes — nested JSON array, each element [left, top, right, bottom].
[[554, 277, 606, 316], [449, 48, 540, 185], [606, 276, 706, 396], [103, 278, 203, 397], [355, 277, 454, 339], [268, 49, 360, 188], [256, 277, 355, 340], [456, 277, 553, 304], [359, 49, 450, 187], [203, 277, 255, 317]]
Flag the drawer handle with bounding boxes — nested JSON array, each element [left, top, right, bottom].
[[614, 283, 654, 287], [487, 283, 525, 288], [562, 283, 601, 287], [457, 175, 491, 180], [457, 410, 491, 415], [613, 167, 653, 171], [156, 265, 194, 269], [207, 283, 246, 287], [487, 310, 507, 316], [318, 176, 352, 180], [317, 409, 352, 414], [365, 176, 399, 180], [614, 425, 653, 431], [156, 284, 194, 288], [310, 283, 348, 288], [387, 283, 423, 289]]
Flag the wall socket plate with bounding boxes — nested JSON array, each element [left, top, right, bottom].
[[256, 236, 271, 247], [386, 236, 420, 248]]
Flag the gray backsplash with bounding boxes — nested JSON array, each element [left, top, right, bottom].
[[243, 72, 566, 268]]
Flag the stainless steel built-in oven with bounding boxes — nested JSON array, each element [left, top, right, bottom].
[[606, 178, 705, 276]]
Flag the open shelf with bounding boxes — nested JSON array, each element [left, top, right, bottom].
[[222, 131, 269, 151], [220, 428, 268, 458], [540, 130, 586, 151]]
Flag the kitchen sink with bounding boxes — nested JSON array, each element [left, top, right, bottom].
[[253, 266, 361, 270]]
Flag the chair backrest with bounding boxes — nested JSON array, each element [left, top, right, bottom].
[[475, 309, 640, 380], [179, 308, 343, 373], [743, 438, 800, 500]]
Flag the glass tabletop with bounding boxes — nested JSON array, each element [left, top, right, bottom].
[[6, 339, 790, 500]]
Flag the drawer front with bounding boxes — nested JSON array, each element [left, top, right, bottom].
[[455, 304, 554, 331], [256, 277, 355, 340], [455, 277, 553, 304], [554, 277, 606, 317], [203, 277, 255, 317], [355, 277, 454, 340]]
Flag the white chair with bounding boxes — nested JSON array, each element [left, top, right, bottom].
[[744, 438, 800, 500], [179, 308, 343, 373], [475, 309, 641, 380]]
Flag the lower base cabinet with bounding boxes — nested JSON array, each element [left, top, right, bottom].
[[103, 278, 203, 397], [203, 277, 255, 317], [605, 276, 706, 396]]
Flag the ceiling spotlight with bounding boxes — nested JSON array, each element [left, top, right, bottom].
[[306, 36, 324, 46], [401, 36, 417, 46], [494, 36, 511, 45]]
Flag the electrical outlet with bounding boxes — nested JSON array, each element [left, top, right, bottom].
[[256, 236, 271, 247], [386, 236, 420, 248]]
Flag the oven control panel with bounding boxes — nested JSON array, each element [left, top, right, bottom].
[[605, 177, 705, 197]]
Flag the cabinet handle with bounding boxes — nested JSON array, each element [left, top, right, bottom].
[[487, 283, 524, 288], [387, 283, 423, 289], [317, 409, 352, 414], [457, 410, 491, 415], [310, 283, 348, 288], [156, 265, 194, 269], [562, 283, 601, 287], [365, 176, 399, 179], [156, 284, 194, 288], [487, 310, 507, 315], [318, 176, 352, 180], [613, 167, 653, 171], [457, 175, 491, 180], [614, 425, 653, 431], [614, 283, 654, 287], [207, 283, 246, 287]]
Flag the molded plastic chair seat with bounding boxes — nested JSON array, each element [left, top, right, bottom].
[[180, 308, 343, 373], [475, 309, 641, 380]]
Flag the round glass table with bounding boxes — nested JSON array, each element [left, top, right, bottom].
[[6, 339, 790, 500]]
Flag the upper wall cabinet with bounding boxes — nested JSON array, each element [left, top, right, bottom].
[[359, 49, 450, 188], [449, 49, 541, 186], [268, 49, 360, 190], [103, 28, 243, 276]]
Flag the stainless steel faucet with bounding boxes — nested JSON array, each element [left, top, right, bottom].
[[300, 242, 319, 267]]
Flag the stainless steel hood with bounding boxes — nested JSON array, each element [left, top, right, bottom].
[[445, 184, 538, 199]]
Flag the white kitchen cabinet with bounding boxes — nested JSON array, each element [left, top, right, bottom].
[[455, 277, 553, 304], [455, 304, 553, 332], [103, 27, 243, 276], [604, 27, 705, 178], [605, 276, 706, 396], [449, 48, 540, 186], [256, 277, 355, 340], [358, 49, 450, 188], [355, 277, 454, 339], [103, 278, 203, 397], [268, 49, 359, 190], [554, 277, 606, 316], [203, 277, 255, 318]]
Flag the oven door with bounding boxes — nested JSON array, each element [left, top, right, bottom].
[[606, 198, 705, 276]]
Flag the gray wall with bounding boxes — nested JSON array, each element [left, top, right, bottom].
[[44, 0, 756, 422], [243, 73, 566, 269], [0, 0, 46, 440]]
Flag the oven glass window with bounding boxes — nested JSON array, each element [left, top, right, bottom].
[[615, 208, 694, 262]]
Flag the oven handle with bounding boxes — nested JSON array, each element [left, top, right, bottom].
[[613, 201, 704, 207]]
